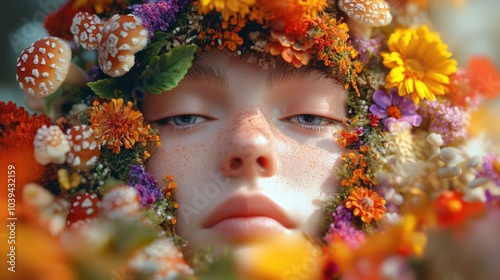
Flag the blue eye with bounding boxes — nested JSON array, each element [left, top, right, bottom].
[[286, 114, 340, 132], [288, 114, 335, 126], [157, 114, 208, 131], [171, 115, 202, 126], [294, 114, 323, 125]]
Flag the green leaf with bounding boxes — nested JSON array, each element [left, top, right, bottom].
[[87, 77, 125, 99], [144, 31, 169, 60], [141, 44, 197, 94]]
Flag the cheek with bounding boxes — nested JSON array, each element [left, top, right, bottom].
[[145, 134, 225, 221], [272, 136, 342, 233]]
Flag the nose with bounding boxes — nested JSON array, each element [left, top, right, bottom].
[[221, 115, 277, 178]]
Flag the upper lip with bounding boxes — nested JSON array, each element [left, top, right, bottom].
[[201, 193, 296, 229]]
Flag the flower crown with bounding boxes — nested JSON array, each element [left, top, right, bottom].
[[4, 0, 500, 279]]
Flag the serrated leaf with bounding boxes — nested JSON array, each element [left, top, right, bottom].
[[144, 31, 169, 60], [87, 77, 125, 99], [141, 44, 197, 94]]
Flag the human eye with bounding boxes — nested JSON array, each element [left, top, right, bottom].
[[156, 114, 209, 132], [286, 114, 341, 132]]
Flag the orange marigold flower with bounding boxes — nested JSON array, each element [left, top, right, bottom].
[[90, 98, 148, 154], [345, 187, 386, 223]]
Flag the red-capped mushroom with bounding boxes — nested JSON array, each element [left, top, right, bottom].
[[66, 192, 100, 231], [66, 125, 100, 171], [16, 36, 87, 98], [34, 125, 71, 165], [338, 0, 392, 38], [70, 11, 104, 51], [101, 186, 141, 220], [97, 14, 149, 77]]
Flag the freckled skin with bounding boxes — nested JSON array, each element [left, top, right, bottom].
[[142, 50, 347, 258]]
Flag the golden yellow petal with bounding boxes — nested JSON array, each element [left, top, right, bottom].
[[386, 67, 406, 84], [425, 72, 450, 84], [405, 78, 415, 95], [382, 52, 404, 68], [423, 80, 446, 95]]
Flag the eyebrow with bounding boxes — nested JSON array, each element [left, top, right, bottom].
[[266, 60, 335, 89], [184, 58, 337, 90], [183, 62, 228, 89]]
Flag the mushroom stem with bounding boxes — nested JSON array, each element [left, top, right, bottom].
[[347, 18, 373, 39], [65, 63, 88, 87]]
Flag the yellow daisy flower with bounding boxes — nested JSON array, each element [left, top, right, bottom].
[[199, 0, 255, 21], [382, 25, 457, 104]]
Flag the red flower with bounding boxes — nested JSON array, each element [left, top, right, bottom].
[[44, 0, 91, 41], [434, 190, 485, 227], [466, 56, 500, 100]]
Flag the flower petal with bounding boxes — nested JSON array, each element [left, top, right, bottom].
[[369, 104, 389, 118], [373, 90, 392, 108]]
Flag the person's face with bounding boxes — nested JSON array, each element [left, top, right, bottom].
[[143, 49, 347, 256]]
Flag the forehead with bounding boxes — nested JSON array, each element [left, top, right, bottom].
[[140, 49, 348, 118], [184, 50, 342, 89]]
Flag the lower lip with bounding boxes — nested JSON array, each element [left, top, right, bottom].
[[207, 217, 289, 240]]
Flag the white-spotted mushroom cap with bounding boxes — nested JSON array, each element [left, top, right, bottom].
[[23, 183, 55, 209], [97, 14, 149, 77], [66, 192, 100, 231], [66, 125, 100, 171], [34, 125, 71, 165], [70, 12, 104, 51], [127, 238, 193, 278], [101, 186, 141, 220], [16, 37, 72, 98], [338, 0, 393, 27]]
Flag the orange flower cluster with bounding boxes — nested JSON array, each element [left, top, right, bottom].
[[201, 18, 246, 52], [345, 187, 386, 223], [0, 101, 51, 151], [341, 151, 373, 188], [267, 31, 313, 68], [257, 1, 330, 68], [162, 175, 179, 225], [252, 0, 327, 25], [311, 15, 351, 64], [90, 98, 160, 154], [337, 129, 361, 149]]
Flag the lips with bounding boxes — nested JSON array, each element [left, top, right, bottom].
[[201, 194, 296, 240]]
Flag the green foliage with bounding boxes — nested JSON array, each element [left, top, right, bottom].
[[142, 31, 169, 63], [100, 147, 142, 181], [189, 248, 238, 280], [140, 44, 197, 94], [87, 77, 129, 100]]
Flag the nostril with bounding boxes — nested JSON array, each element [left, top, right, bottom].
[[230, 158, 243, 170], [256, 156, 267, 168]]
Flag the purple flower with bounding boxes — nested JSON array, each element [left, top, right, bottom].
[[324, 205, 365, 248], [332, 204, 353, 227], [324, 221, 366, 248], [369, 88, 422, 131], [131, 0, 189, 38], [128, 165, 162, 206], [477, 153, 500, 187], [353, 37, 382, 64], [419, 99, 470, 145]]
